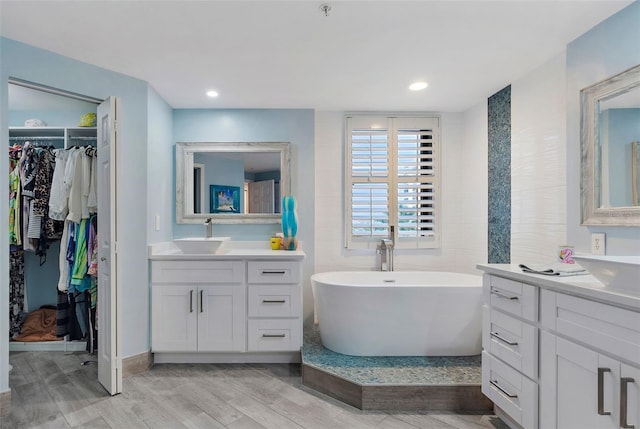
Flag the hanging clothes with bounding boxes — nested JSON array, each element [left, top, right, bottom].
[[9, 250, 25, 339], [9, 161, 21, 247], [49, 149, 70, 221], [19, 143, 38, 252], [8, 139, 98, 342]]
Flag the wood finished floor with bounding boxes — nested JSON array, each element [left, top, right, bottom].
[[1, 351, 509, 429]]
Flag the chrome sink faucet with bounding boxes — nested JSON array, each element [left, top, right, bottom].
[[378, 226, 395, 271], [204, 218, 213, 238]]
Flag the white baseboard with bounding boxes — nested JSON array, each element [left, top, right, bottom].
[[153, 351, 301, 364], [9, 340, 87, 352]]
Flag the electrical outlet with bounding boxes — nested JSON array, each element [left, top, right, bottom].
[[591, 233, 605, 255]]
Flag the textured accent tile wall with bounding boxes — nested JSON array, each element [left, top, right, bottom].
[[488, 86, 511, 263]]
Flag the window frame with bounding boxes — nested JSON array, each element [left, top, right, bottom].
[[344, 114, 441, 250]]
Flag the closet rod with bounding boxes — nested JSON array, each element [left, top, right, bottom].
[[68, 136, 98, 140]]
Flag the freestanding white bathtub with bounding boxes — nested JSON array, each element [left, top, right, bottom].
[[310, 271, 483, 357]]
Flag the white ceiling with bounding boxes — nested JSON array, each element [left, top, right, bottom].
[[0, 0, 633, 112]]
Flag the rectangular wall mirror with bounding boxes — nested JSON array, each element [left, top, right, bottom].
[[580, 64, 640, 225], [176, 142, 290, 224]]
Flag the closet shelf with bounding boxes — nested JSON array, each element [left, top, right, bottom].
[[9, 126, 97, 148]]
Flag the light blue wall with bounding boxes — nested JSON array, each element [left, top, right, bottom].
[[1, 37, 152, 376], [147, 86, 174, 244], [566, 1, 640, 255]]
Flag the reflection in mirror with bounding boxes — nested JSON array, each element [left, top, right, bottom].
[[176, 142, 290, 224], [598, 85, 640, 208], [192, 152, 281, 214], [581, 64, 640, 225]]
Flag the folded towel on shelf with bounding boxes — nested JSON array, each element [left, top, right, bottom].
[[519, 263, 589, 277]]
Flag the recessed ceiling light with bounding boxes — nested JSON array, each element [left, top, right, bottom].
[[206, 90, 219, 98], [409, 81, 428, 91]]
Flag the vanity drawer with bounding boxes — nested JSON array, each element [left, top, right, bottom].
[[247, 319, 301, 352], [483, 306, 537, 379], [151, 260, 244, 284], [248, 285, 301, 318], [482, 351, 538, 429], [483, 275, 538, 322], [247, 261, 300, 284]]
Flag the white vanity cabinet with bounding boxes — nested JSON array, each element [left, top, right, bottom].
[[151, 260, 245, 352], [481, 274, 539, 429], [149, 248, 305, 363], [539, 290, 640, 429], [246, 261, 302, 352], [478, 265, 640, 429]]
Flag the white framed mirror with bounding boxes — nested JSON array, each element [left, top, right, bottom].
[[580, 64, 640, 226], [176, 141, 290, 224]]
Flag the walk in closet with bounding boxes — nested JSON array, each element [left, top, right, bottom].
[[8, 83, 99, 353]]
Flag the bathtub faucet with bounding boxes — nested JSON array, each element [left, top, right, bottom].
[[377, 226, 394, 271]]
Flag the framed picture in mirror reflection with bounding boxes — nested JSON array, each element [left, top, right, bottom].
[[210, 184, 241, 213]]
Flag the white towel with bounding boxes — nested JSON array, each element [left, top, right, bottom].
[[519, 263, 589, 277]]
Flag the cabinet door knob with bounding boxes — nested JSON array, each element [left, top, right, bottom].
[[189, 290, 194, 313], [200, 290, 204, 313], [620, 377, 635, 429], [597, 367, 611, 416]]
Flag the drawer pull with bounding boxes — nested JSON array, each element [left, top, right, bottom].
[[260, 270, 286, 275], [491, 289, 519, 301], [189, 290, 194, 313], [490, 380, 518, 399], [597, 367, 611, 416], [262, 334, 286, 338], [200, 290, 203, 313], [620, 377, 635, 429], [490, 331, 518, 346], [262, 299, 286, 304]]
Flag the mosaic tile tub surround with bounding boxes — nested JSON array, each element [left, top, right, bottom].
[[302, 328, 482, 386]]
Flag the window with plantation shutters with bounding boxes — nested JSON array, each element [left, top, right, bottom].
[[345, 115, 440, 249]]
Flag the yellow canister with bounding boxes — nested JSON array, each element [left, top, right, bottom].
[[270, 237, 280, 250]]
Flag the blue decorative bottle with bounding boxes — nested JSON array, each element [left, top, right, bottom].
[[281, 196, 298, 250]]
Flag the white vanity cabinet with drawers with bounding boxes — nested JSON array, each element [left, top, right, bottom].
[[481, 274, 539, 429], [149, 243, 305, 363], [478, 264, 640, 429]]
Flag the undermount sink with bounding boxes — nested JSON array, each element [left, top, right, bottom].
[[172, 237, 230, 254], [573, 255, 640, 293]]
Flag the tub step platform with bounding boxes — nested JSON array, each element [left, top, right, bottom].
[[301, 328, 492, 411]]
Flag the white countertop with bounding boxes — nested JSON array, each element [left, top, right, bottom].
[[149, 240, 306, 261], [476, 263, 640, 312]]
